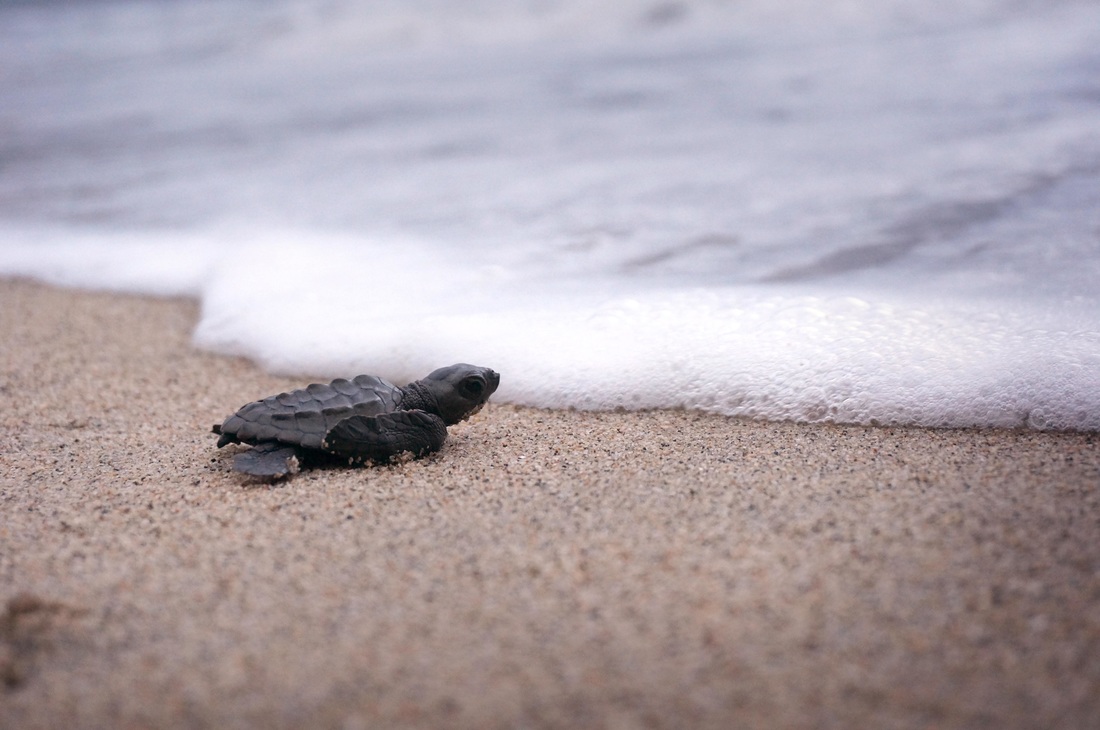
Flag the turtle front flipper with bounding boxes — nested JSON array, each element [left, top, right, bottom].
[[321, 411, 447, 464], [232, 442, 304, 479]]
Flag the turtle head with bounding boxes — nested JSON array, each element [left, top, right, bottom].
[[417, 364, 500, 425]]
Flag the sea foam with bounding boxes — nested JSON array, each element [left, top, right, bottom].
[[4, 228, 1098, 431]]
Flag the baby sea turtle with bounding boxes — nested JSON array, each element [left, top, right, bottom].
[[213, 363, 499, 479]]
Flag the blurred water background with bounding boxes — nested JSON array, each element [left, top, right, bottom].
[[2, 0, 1099, 428]]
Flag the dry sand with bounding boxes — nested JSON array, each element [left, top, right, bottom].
[[1, 278, 1098, 729]]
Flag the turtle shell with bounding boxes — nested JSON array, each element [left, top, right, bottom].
[[216, 375, 402, 450]]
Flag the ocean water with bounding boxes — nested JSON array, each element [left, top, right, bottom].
[[2, 0, 1099, 430]]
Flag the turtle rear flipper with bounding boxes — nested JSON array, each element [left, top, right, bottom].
[[232, 442, 303, 479], [322, 411, 447, 464], [212, 423, 239, 448]]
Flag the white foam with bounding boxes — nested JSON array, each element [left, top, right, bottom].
[[187, 238, 1100, 431], [0, 228, 218, 297], [8, 228, 1095, 430]]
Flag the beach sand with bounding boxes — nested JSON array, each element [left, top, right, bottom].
[[1, 278, 1098, 729]]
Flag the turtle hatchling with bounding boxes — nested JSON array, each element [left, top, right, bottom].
[[213, 364, 499, 479]]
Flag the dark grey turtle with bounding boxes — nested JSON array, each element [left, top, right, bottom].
[[213, 363, 499, 479]]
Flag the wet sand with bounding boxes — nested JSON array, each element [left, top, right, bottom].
[[1, 278, 1098, 729]]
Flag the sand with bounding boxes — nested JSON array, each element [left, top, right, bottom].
[[1, 277, 1098, 729]]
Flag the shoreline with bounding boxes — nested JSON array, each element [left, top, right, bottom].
[[2, 278, 1098, 729]]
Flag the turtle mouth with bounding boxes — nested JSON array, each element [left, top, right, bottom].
[[462, 402, 486, 421]]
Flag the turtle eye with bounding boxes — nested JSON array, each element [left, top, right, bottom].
[[463, 378, 485, 398]]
